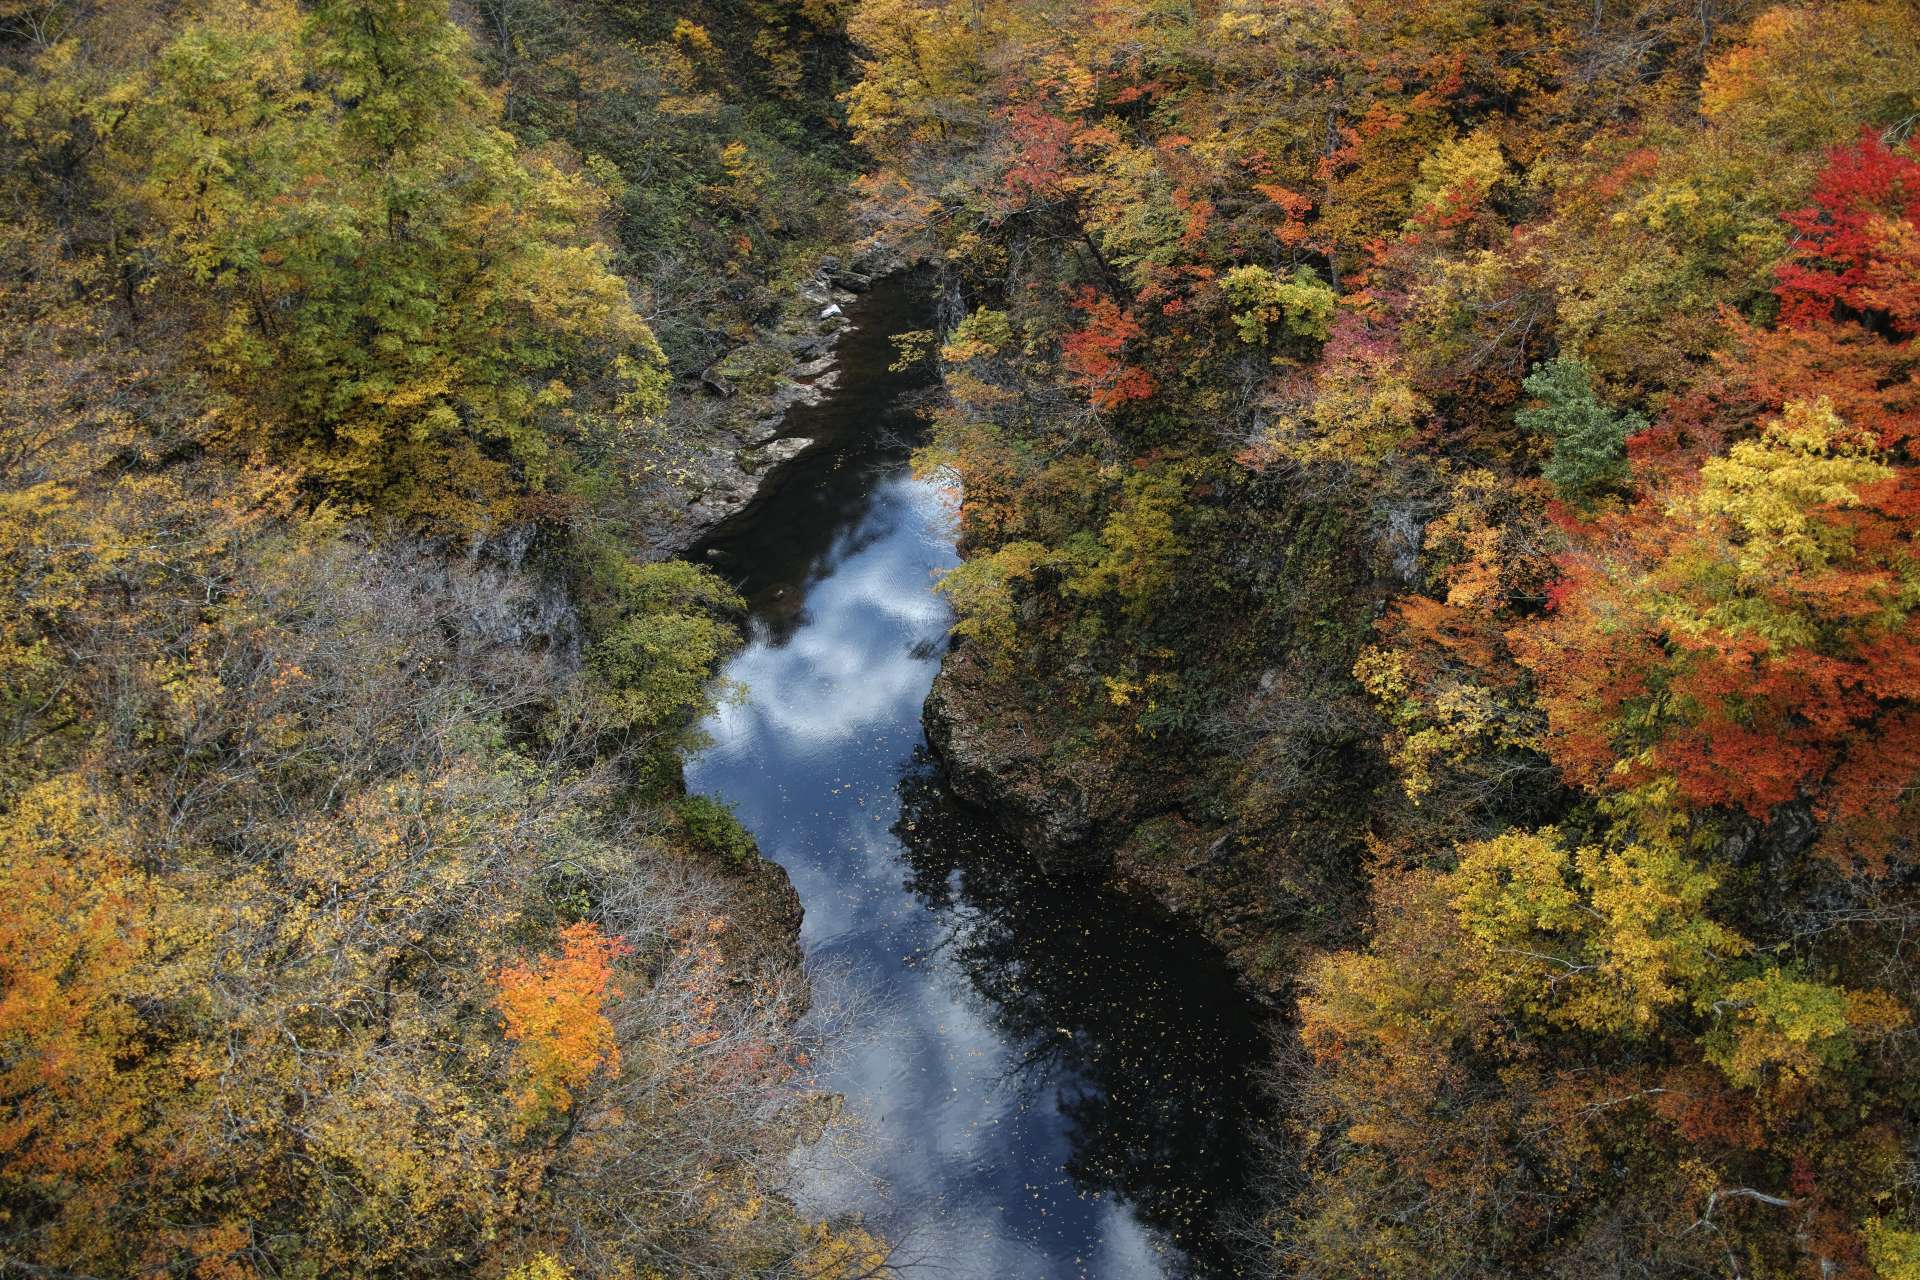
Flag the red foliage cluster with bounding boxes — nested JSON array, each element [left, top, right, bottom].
[[1519, 132, 1920, 850], [998, 103, 1077, 208], [1776, 127, 1920, 337], [1060, 285, 1157, 410]]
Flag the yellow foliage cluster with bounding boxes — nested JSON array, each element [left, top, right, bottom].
[[0, 5, 884, 1276]]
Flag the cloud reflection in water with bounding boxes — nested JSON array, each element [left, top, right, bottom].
[[684, 284, 1268, 1280]]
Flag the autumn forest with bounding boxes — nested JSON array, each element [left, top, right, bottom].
[[1, 0, 1917, 1277]]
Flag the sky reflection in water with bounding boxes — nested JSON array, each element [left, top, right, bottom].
[[684, 283, 1268, 1279]]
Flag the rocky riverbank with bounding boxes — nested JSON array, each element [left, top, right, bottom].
[[918, 490, 1418, 1000], [432, 249, 903, 978], [923, 648, 1323, 1000], [641, 253, 899, 557], [922, 647, 1144, 872]]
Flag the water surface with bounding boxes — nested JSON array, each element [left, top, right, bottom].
[[684, 281, 1268, 1278]]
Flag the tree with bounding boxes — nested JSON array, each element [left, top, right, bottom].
[[0, 783, 157, 1263], [114, 0, 668, 522], [1060, 287, 1157, 412], [1446, 827, 1746, 1034], [1733, 127, 1920, 452], [1705, 968, 1906, 1094], [1774, 126, 1920, 337], [0, 3, 890, 1276], [1516, 356, 1644, 504], [583, 560, 742, 738], [1515, 369, 1916, 834], [1063, 465, 1191, 622], [497, 922, 632, 1122], [1218, 264, 1337, 349]]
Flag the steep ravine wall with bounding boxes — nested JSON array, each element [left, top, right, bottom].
[[918, 485, 1422, 998], [457, 254, 909, 980]]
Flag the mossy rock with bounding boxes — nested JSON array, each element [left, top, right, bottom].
[[710, 343, 790, 396]]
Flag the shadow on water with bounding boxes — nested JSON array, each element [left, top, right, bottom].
[[691, 278, 940, 641], [892, 762, 1271, 1276], [684, 275, 1272, 1279]]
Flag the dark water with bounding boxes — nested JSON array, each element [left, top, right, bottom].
[[684, 281, 1270, 1278]]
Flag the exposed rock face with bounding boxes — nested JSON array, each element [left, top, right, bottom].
[[1372, 498, 1428, 589], [461, 526, 582, 656], [914, 474, 1390, 999], [737, 436, 811, 476], [640, 254, 899, 557], [922, 649, 1121, 874], [356, 530, 583, 680], [728, 846, 807, 969]]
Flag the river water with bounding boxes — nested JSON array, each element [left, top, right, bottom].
[[684, 281, 1269, 1278]]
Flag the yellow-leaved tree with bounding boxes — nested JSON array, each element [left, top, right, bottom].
[[102, 0, 668, 523]]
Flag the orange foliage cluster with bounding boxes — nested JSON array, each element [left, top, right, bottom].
[[1519, 131, 1920, 851], [1060, 286, 1157, 411], [497, 923, 633, 1119]]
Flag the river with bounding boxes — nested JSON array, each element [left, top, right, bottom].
[[684, 279, 1271, 1279]]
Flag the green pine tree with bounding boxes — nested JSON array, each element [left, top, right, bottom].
[[1517, 356, 1644, 505]]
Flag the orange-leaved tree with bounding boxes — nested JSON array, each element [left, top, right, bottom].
[[497, 922, 632, 1122]]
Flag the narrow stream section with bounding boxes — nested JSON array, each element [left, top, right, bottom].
[[684, 281, 1269, 1278]]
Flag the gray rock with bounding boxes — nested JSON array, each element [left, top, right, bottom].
[[378, 528, 585, 672], [638, 287, 859, 556], [1375, 501, 1426, 587], [738, 437, 810, 475]]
